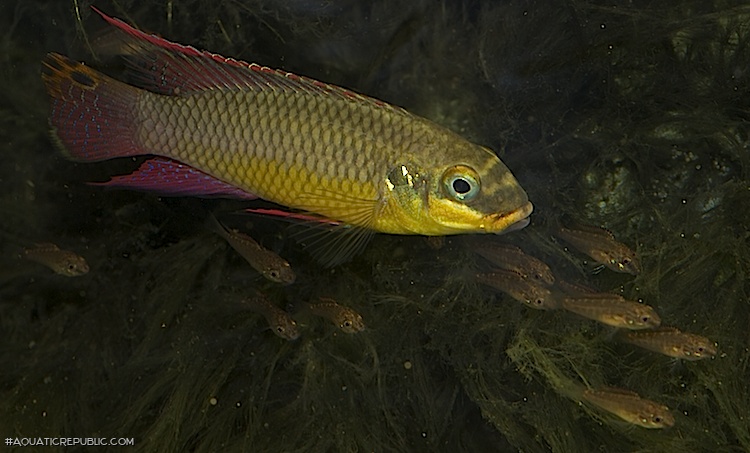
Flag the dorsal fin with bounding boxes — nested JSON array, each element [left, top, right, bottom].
[[556, 280, 597, 295], [487, 268, 526, 280], [564, 222, 616, 240], [593, 387, 641, 398], [641, 327, 681, 335], [91, 6, 410, 118]]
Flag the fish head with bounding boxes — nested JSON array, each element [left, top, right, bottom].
[[383, 142, 532, 235], [604, 250, 641, 275], [59, 254, 90, 276], [271, 316, 300, 341], [520, 285, 557, 310], [679, 336, 718, 360], [337, 309, 366, 334], [621, 305, 661, 329], [530, 266, 555, 286], [634, 403, 675, 429], [263, 262, 296, 285]]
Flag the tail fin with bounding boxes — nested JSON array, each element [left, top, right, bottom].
[[41, 53, 144, 161]]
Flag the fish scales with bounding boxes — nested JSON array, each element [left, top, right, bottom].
[[42, 8, 533, 239], [138, 90, 400, 205]]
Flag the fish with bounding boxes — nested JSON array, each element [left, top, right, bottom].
[[475, 269, 559, 310], [41, 8, 533, 266], [22, 243, 89, 277], [206, 215, 295, 284], [469, 240, 554, 285], [617, 327, 717, 361], [581, 387, 675, 429], [242, 294, 300, 340], [555, 225, 641, 275], [300, 297, 365, 334], [560, 295, 660, 329]]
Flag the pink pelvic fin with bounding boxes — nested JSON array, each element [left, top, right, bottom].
[[93, 157, 258, 200]]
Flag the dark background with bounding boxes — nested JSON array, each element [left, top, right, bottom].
[[1, 1, 748, 451]]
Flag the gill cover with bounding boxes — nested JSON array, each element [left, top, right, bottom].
[[378, 162, 499, 235]]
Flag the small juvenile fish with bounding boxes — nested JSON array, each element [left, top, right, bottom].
[[581, 387, 674, 429], [556, 225, 641, 275], [475, 269, 559, 310], [302, 298, 365, 334], [208, 215, 295, 284], [243, 295, 300, 340], [470, 241, 554, 285], [22, 243, 89, 277], [559, 293, 660, 329], [617, 327, 717, 360]]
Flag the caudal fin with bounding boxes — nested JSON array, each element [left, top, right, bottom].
[[41, 53, 144, 161]]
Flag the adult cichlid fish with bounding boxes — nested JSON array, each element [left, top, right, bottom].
[[41, 8, 533, 265]]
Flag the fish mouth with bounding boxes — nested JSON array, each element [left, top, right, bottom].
[[485, 201, 534, 234]]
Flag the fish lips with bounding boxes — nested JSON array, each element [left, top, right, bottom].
[[488, 201, 534, 234]]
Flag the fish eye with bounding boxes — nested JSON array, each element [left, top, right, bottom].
[[441, 165, 480, 202], [343, 320, 353, 328], [622, 258, 631, 265], [453, 178, 471, 194], [641, 316, 650, 323], [269, 270, 280, 279]]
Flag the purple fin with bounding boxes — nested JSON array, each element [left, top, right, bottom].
[[91, 6, 409, 115], [92, 157, 258, 200], [42, 53, 142, 162]]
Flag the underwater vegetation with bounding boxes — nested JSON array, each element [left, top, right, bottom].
[[1, 0, 750, 452]]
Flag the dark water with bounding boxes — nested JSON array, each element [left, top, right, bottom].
[[1, 1, 749, 451]]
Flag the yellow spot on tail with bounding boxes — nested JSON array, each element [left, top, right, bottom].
[[41, 53, 101, 98]]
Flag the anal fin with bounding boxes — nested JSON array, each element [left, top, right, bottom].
[[92, 157, 258, 200]]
